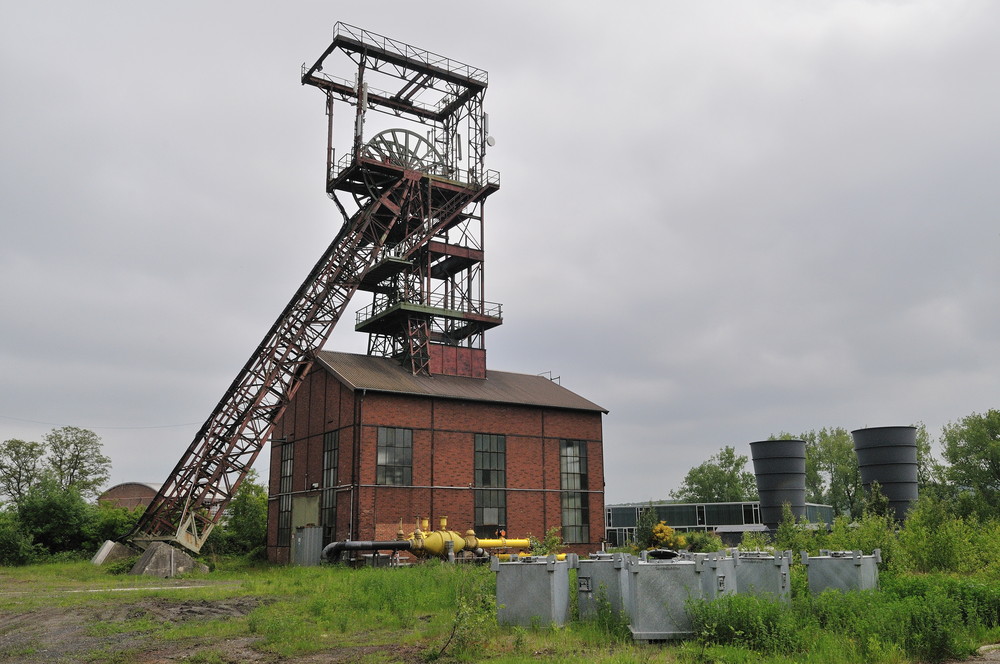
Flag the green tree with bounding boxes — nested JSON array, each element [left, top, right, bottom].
[[670, 446, 757, 503], [17, 479, 94, 554], [224, 470, 268, 555], [941, 409, 1000, 519], [913, 421, 943, 489], [43, 426, 110, 499], [0, 439, 45, 506], [90, 502, 143, 545], [634, 502, 660, 550], [204, 470, 268, 557]]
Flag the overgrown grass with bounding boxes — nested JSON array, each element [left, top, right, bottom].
[[685, 572, 1000, 664], [3, 543, 1000, 663]]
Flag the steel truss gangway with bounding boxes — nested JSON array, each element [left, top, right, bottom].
[[126, 23, 500, 554]]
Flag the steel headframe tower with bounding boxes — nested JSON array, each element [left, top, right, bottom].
[[304, 23, 502, 375], [127, 23, 500, 554]]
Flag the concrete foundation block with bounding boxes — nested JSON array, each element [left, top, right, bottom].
[[130, 541, 209, 577], [91, 540, 138, 566]]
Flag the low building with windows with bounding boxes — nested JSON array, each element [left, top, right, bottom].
[[265, 350, 607, 563], [605, 501, 836, 547]]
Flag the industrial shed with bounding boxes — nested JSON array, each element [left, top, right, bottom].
[[266, 350, 607, 563]]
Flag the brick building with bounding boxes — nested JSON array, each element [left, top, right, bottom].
[[98, 482, 162, 510], [266, 350, 607, 563]]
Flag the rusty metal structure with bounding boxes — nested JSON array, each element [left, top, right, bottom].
[[126, 23, 501, 554]]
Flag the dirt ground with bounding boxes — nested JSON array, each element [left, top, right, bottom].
[[0, 594, 427, 664]]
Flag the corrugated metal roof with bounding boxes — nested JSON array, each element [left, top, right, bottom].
[[314, 351, 607, 413]]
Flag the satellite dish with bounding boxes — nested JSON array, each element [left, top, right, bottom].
[[486, 136, 496, 147]]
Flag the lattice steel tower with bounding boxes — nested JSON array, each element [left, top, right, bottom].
[[126, 24, 500, 553], [304, 23, 502, 377]]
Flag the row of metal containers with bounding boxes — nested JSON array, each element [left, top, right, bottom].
[[492, 549, 880, 640]]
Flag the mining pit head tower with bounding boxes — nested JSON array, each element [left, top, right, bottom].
[[126, 24, 501, 554], [303, 23, 502, 378]]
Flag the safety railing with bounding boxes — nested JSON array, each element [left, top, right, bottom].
[[356, 293, 502, 326]]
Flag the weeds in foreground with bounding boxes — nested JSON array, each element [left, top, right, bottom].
[[430, 564, 496, 659]]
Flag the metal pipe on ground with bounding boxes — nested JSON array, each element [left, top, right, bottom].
[[322, 540, 413, 562]]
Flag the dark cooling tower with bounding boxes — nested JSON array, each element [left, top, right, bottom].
[[750, 439, 807, 531], [851, 426, 918, 522]]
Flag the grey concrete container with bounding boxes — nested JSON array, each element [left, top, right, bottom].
[[851, 426, 918, 522], [577, 553, 632, 620], [801, 549, 881, 593], [680, 551, 738, 598], [750, 439, 807, 530], [626, 557, 702, 641], [492, 555, 573, 627], [734, 550, 792, 602]]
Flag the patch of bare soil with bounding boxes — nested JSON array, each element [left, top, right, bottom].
[[0, 597, 431, 663], [0, 597, 269, 663]]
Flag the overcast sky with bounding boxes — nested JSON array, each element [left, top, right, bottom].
[[2, 2, 998, 506]]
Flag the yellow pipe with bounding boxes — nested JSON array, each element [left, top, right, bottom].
[[412, 529, 467, 557], [476, 537, 532, 549]]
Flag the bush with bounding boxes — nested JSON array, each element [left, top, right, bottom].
[[88, 502, 143, 547], [529, 526, 564, 556], [738, 529, 770, 551], [896, 494, 984, 573], [808, 585, 979, 663], [824, 512, 898, 570], [651, 521, 686, 550], [17, 480, 93, 554], [774, 504, 822, 556], [685, 530, 725, 553], [688, 593, 800, 655], [884, 573, 1000, 630], [0, 509, 38, 565]]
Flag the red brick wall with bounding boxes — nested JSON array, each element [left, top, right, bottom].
[[98, 483, 158, 510], [266, 364, 605, 562], [428, 345, 486, 378]]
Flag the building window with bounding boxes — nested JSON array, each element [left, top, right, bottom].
[[277, 442, 294, 547], [376, 427, 412, 486], [474, 434, 506, 538], [322, 431, 338, 541], [560, 439, 590, 543], [742, 502, 760, 525]]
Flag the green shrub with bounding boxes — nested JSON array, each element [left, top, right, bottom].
[[529, 526, 564, 556], [807, 585, 980, 663], [884, 573, 1000, 630], [582, 586, 630, 643], [737, 529, 770, 551], [104, 555, 140, 575], [688, 593, 800, 655], [17, 481, 94, 554], [0, 509, 39, 565], [774, 505, 823, 556], [685, 530, 725, 553], [825, 512, 898, 570], [896, 495, 980, 573]]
